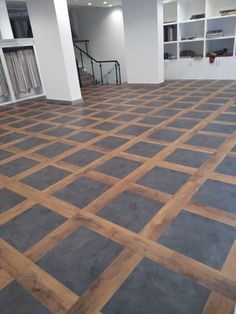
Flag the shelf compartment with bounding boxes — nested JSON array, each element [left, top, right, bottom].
[[178, 0, 206, 22], [205, 38, 235, 57], [207, 15, 236, 39], [179, 20, 205, 42], [164, 1, 177, 24], [180, 41, 204, 58], [164, 42, 178, 60], [206, 0, 236, 18], [164, 24, 178, 42]]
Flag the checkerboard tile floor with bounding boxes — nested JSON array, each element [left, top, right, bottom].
[[0, 80, 236, 314]]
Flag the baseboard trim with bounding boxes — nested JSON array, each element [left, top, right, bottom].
[[46, 97, 84, 105]]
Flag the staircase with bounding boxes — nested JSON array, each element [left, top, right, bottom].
[[79, 67, 97, 87]]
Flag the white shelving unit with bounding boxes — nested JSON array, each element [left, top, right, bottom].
[[0, 38, 45, 106], [164, 0, 236, 80]]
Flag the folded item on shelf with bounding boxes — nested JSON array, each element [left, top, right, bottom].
[[4, 48, 41, 95], [207, 48, 230, 63], [220, 9, 236, 16], [180, 50, 195, 57], [190, 13, 205, 20], [206, 30, 224, 38]]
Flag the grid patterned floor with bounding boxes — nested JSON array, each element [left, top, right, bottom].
[[0, 80, 236, 314]]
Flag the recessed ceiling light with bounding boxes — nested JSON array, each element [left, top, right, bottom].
[[109, 4, 112, 7], [103, 1, 107, 4], [88, 2, 92, 5]]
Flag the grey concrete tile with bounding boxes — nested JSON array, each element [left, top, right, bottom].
[[165, 148, 210, 168], [67, 131, 99, 143], [14, 137, 48, 150], [21, 166, 70, 190], [96, 157, 141, 179], [202, 123, 236, 134], [139, 116, 164, 125], [159, 210, 236, 269], [138, 167, 191, 194], [26, 123, 52, 132], [192, 179, 236, 214], [95, 136, 128, 150], [216, 156, 236, 177], [54, 176, 111, 208], [38, 227, 122, 295], [98, 191, 163, 232], [168, 119, 199, 129], [186, 134, 225, 149], [0, 188, 25, 214], [126, 141, 165, 158], [149, 129, 184, 142], [119, 125, 149, 136], [45, 127, 74, 137], [216, 114, 236, 123], [114, 113, 138, 121], [103, 258, 209, 314], [0, 132, 24, 144], [63, 149, 103, 167], [94, 122, 120, 131], [183, 111, 211, 119], [0, 157, 38, 177], [0, 149, 14, 161], [0, 282, 50, 314], [0, 204, 66, 252], [36, 142, 73, 158]]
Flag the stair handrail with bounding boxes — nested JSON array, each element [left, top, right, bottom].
[[74, 43, 121, 85]]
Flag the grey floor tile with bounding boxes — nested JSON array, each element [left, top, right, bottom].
[[67, 131, 99, 143], [0, 132, 24, 144], [0, 282, 50, 314], [186, 134, 225, 149], [202, 123, 236, 134], [138, 167, 191, 194], [149, 129, 184, 142], [0, 204, 66, 252], [94, 122, 120, 131], [36, 142, 73, 158], [139, 117, 164, 125], [72, 119, 96, 126], [0, 149, 14, 161], [98, 191, 163, 232], [168, 119, 199, 129], [63, 149, 103, 167], [45, 127, 74, 137], [14, 137, 48, 150], [216, 113, 236, 123], [115, 114, 138, 122], [216, 156, 236, 177], [183, 111, 211, 119], [0, 157, 38, 177], [159, 210, 236, 269], [192, 179, 236, 214], [21, 166, 70, 190], [126, 141, 165, 158], [119, 125, 149, 136], [54, 176, 111, 208], [96, 157, 141, 178], [103, 258, 209, 314], [165, 148, 210, 168], [26, 123, 52, 133], [38, 227, 122, 295], [95, 136, 128, 150], [0, 188, 25, 214]]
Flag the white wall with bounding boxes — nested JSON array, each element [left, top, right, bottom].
[[27, 0, 82, 103], [122, 0, 164, 84], [69, 6, 127, 83]]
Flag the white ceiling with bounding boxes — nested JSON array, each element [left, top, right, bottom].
[[68, 0, 122, 7]]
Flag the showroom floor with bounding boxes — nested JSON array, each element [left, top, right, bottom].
[[0, 80, 236, 314]]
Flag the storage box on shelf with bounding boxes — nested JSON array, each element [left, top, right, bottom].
[[0, 38, 44, 106], [163, 0, 236, 79]]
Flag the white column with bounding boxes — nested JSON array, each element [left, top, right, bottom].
[[0, 0, 14, 39], [122, 0, 164, 84], [27, 0, 82, 103]]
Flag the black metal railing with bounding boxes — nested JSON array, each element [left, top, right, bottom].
[[74, 43, 121, 87]]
